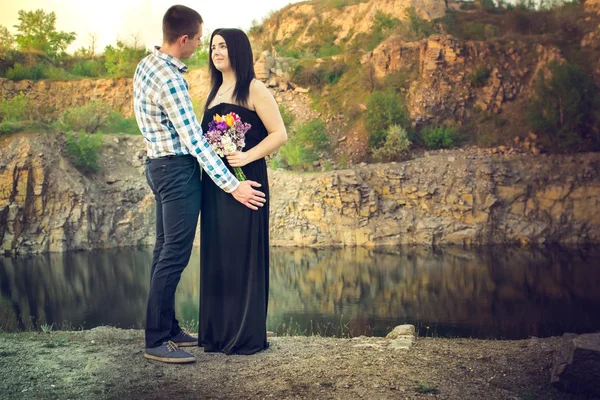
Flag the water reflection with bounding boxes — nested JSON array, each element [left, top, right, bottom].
[[1, 246, 599, 339]]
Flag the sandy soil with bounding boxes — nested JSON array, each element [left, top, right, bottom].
[[0, 327, 592, 400]]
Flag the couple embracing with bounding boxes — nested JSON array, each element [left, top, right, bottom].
[[133, 5, 287, 363]]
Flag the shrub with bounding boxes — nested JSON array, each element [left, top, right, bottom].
[[102, 111, 139, 134], [422, 126, 458, 149], [405, 7, 436, 40], [526, 61, 599, 151], [71, 60, 105, 77], [66, 132, 103, 173], [279, 105, 295, 131], [365, 89, 410, 148], [5, 62, 46, 80], [57, 100, 114, 133], [278, 118, 329, 170], [372, 125, 411, 162], [0, 93, 28, 121], [104, 41, 148, 78], [470, 65, 491, 87]]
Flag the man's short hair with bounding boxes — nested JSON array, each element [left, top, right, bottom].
[[163, 5, 203, 44]]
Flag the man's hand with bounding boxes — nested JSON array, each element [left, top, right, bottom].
[[231, 180, 266, 210]]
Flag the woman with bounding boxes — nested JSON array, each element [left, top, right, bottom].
[[199, 28, 287, 355]]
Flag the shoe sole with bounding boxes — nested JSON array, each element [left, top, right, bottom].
[[172, 341, 198, 347], [144, 353, 196, 363]]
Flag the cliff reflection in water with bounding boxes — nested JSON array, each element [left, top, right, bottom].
[[1, 246, 599, 339]]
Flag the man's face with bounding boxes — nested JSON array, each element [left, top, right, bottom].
[[181, 23, 203, 59]]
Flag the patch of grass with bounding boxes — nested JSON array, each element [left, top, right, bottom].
[[421, 126, 459, 150], [40, 323, 54, 334], [42, 338, 69, 348], [417, 380, 439, 394], [0, 350, 18, 357]]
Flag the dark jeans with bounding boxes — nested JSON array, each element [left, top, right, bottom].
[[145, 154, 201, 348]]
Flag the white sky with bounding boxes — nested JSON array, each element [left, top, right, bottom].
[[0, 0, 302, 52]]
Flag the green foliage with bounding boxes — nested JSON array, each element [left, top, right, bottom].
[[478, 0, 497, 12], [104, 41, 148, 78], [470, 65, 491, 87], [291, 60, 347, 88], [365, 89, 410, 149], [304, 20, 341, 57], [526, 61, 599, 151], [14, 9, 76, 60], [5, 62, 46, 80], [278, 118, 329, 170], [56, 100, 114, 133], [372, 125, 411, 162], [0, 25, 15, 56], [369, 11, 401, 49], [463, 22, 500, 40], [417, 381, 440, 395], [65, 132, 102, 173], [422, 126, 458, 149], [103, 111, 139, 134], [0, 93, 28, 121], [405, 7, 435, 40], [187, 36, 210, 69], [70, 59, 105, 78], [279, 105, 295, 131]]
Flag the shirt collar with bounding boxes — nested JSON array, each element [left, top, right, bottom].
[[153, 46, 188, 73]]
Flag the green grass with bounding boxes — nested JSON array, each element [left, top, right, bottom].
[[417, 380, 439, 394], [42, 338, 69, 348]]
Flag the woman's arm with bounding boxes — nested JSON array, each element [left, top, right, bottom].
[[226, 80, 287, 167]]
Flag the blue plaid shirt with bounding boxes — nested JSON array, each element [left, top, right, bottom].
[[133, 47, 239, 193]]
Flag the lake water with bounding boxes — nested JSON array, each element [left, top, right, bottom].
[[1, 246, 599, 339]]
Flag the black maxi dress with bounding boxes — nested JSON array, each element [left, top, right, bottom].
[[199, 102, 269, 355]]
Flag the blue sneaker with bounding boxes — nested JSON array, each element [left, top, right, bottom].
[[144, 341, 195, 363], [170, 329, 198, 347]]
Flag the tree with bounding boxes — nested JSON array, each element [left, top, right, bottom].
[[0, 25, 15, 55], [13, 9, 76, 59]]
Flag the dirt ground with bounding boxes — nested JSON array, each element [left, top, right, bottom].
[[0, 327, 593, 400]]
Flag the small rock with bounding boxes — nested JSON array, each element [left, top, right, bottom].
[[113, 138, 120, 144], [386, 324, 416, 339], [38, 153, 43, 157]]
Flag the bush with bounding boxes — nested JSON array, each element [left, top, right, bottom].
[[365, 89, 410, 148], [0, 93, 28, 121], [470, 65, 491, 87], [70, 60, 105, 77], [422, 126, 458, 149], [104, 41, 148, 78], [102, 111, 139, 134], [279, 105, 295, 131], [65, 132, 103, 173], [56, 100, 114, 133], [405, 7, 436, 40], [372, 125, 411, 162], [526, 61, 599, 151], [5, 62, 46, 80], [278, 118, 330, 170]]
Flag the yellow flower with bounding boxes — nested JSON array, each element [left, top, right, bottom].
[[225, 114, 235, 128], [214, 114, 223, 123]]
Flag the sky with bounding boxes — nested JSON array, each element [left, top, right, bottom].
[[0, 0, 302, 52]]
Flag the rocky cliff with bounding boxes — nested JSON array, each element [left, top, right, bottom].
[[2, 133, 599, 254], [260, 0, 446, 50], [0, 70, 211, 119]]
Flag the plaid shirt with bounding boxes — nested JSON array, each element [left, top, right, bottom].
[[133, 47, 239, 193]]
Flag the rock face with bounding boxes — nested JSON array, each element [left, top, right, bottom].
[[551, 333, 600, 396], [2, 134, 600, 254], [362, 34, 565, 127], [0, 69, 211, 119], [269, 151, 600, 247], [261, 0, 446, 49], [0, 134, 154, 254]]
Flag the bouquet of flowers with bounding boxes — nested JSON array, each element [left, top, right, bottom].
[[204, 112, 251, 181]]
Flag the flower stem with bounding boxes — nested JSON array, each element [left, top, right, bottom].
[[234, 167, 246, 182]]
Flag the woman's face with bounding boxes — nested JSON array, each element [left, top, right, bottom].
[[211, 35, 231, 72]]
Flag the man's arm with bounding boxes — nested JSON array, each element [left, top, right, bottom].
[[158, 78, 240, 193]]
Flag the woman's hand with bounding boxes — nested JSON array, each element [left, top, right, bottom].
[[227, 151, 250, 167]]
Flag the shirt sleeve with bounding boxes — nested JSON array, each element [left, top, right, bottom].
[[157, 78, 240, 193]]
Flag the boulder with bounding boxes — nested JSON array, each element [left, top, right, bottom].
[[551, 333, 600, 396]]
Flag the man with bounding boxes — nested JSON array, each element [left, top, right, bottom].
[[133, 5, 266, 364]]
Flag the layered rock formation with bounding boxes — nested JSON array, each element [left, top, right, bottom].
[[261, 0, 446, 49], [362, 34, 565, 127], [269, 151, 600, 247], [2, 133, 599, 254], [0, 69, 211, 119], [0, 134, 154, 253]]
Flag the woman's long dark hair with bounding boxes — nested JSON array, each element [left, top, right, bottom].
[[204, 28, 256, 111]]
